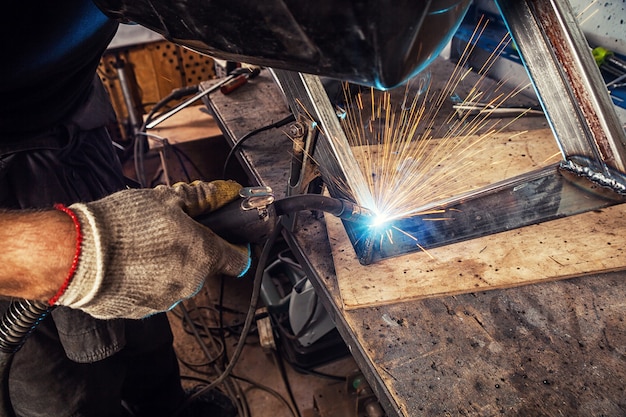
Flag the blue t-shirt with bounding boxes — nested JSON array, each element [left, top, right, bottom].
[[0, 0, 118, 137]]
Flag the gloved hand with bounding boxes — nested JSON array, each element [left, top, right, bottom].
[[53, 180, 251, 320]]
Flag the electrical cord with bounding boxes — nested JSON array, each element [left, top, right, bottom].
[[171, 146, 206, 181], [231, 374, 299, 417], [173, 304, 251, 340], [218, 274, 230, 370], [271, 350, 302, 417], [181, 373, 298, 417], [271, 280, 320, 343], [172, 217, 285, 416], [222, 113, 296, 179], [276, 249, 304, 270], [288, 363, 347, 382], [177, 302, 249, 417]]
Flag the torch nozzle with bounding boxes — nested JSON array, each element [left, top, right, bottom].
[[273, 195, 373, 224], [197, 189, 374, 244]]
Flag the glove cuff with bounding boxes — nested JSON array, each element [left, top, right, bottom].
[[54, 203, 106, 309]]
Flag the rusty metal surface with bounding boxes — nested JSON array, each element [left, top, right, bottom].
[[345, 272, 626, 416], [495, 0, 626, 175], [200, 76, 293, 193]]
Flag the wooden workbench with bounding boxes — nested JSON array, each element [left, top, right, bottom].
[[201, 65, 626, 416]]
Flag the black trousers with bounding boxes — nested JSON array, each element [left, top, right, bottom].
[[0, 80, 185, 417]]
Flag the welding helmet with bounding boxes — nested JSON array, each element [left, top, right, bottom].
[[94, 0, 471, 89]]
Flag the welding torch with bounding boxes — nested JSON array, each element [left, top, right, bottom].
[[196, 186, 373, 244]]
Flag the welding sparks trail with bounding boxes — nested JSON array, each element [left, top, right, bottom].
[[334, 16, 537, 229]]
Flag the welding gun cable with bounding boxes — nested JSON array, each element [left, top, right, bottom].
[[273, 194, 371, 222], [172, 217, 284, 416], [197, 194, 372, 246], [177, 302, 248, 417], [0, 300, 51, 417], [221, 113, 296, 179]]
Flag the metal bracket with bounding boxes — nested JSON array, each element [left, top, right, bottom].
[[286, 115, 322, 197], [495, 0, 626, 177], [238, 186, 275, 221]]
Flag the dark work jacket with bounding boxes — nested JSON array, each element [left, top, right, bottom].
[[0, 0, 118, 139], [0, 1, 171, 363]]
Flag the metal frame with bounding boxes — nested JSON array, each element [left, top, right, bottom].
[[495, 0, 626, 176], [272, 0, 626, 264]]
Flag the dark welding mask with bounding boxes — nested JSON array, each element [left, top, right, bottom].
[[94, 0, 471, 89]]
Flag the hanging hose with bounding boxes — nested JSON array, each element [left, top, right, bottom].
[[0, 300, 51, 417]]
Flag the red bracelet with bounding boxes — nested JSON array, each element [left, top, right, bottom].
[[48, 204, 83, 306]]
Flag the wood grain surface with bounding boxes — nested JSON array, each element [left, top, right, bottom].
[[326, 129, 626, 309]]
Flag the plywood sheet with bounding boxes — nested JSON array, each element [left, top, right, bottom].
[[327, 204, 626, 309], [326, 129, 626, 309]]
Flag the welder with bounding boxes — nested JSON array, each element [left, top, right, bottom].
[[1, 0, 470, 416], [0, 2, 249, 416]]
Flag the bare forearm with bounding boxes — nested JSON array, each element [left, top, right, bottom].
[[0, 210, 74, 301], [0, 181, 251, 319]]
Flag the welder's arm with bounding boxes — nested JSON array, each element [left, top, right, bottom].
[[0, 210, 76, 301], [0, 180, 251, 320]]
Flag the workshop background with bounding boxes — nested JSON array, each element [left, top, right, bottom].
[[98, 23, 367, 417], [95, 1, 626, 416]]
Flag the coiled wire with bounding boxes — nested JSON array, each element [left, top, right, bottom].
[[0, 299, 51, 417]]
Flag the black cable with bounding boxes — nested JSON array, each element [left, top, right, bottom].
[[182, 373, 298, 417], [142, 85, 201, 130], [170, 303, 254, 337], [171, 146, 203, 181], [176, 302, 249, 417], [276, 249, 304, 272], [222, 113, 295, 179], [231, 374, 299, 417], [271, 285, 319, 342], [173, 217, 285, 416], [288, 363, 347, 382], [177, 352, 217, 372], [218, 274, 228, 368], [273, 194, 340, 216], [271, 350, 302, 417]]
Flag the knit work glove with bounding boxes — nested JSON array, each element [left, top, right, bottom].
[[54, 180, 251, 320]]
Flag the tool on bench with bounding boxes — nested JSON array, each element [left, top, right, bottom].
[[145, 67, 257, 129], [593, 46, 626, 88], [220, 67, 261, 95]]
